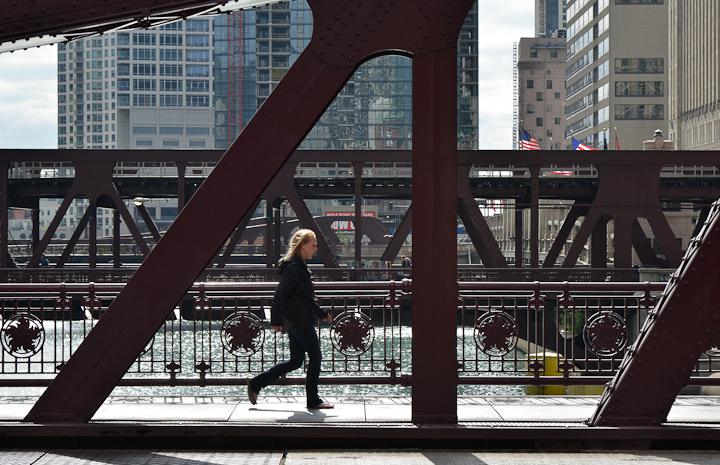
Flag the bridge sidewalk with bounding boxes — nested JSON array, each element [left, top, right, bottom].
[[1, 395, 720, 450], [0, 395, 719, 424]]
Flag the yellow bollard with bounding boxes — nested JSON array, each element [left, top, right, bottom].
[[525, 352, 567, 395]]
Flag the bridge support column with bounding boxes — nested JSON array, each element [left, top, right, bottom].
[[353, 162, 364, 265], [0, 162, 7, 268], [411, 46, 458, 425], [530, 165, 541, 268]]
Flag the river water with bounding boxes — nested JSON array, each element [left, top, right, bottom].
[[0, 323, 525, 398]]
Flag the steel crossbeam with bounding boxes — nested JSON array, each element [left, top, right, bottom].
[[25, 0, 475, 424]]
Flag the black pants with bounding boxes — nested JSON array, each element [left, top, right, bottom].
[[249, 325, 323, 408]]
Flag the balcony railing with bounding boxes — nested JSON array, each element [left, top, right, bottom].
[[2, 280, 719, 391]]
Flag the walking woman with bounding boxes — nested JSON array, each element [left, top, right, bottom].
[[247, 229, 334, 409]]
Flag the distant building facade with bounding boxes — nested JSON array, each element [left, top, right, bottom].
[[668, 0, 720, 150], [517, 37, 567, 150], [565, 0, 668, 150]]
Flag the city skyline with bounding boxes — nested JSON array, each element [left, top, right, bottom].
[[0, 0, 534, 150]]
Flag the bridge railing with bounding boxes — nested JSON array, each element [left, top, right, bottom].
[[1, 280, 719, 390], [6, 160, 720, 180], [0, 266, 640, 284]]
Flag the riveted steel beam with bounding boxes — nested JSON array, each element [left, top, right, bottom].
[[590, 199, 720, 427], [26, 0, 475, 424]]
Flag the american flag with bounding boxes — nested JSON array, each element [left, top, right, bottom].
[[520, 129, 540, 150], [572, 137, 595, 151]]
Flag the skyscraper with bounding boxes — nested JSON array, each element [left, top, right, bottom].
[[536, 0, 567, 38], [57, 20, 216, 150], [217, 0, 478, 151], [565, 0, 668, 150]]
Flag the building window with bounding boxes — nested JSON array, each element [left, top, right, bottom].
[[186, 95, 209, 107], [550, 49, 558, 58], [615, 0, 664, 4], [133, 126, 157, 135], [555, 117, 561, 125], [536, 118, 544, 126], [132, 49, 156, 61], [530, 48, 537, 58], [133, 79, 156, 91], [136, 140, 153, 147], [526, 104, 535, 114], [163, 140, 180, 147], [159, 95, 182, 107], [186, 127, 210, 135], [546, 80, 553, 89], [159, 127, 183, 135], [615, 81, 664, 97], [189, 140, 206, 147], [547, 130, 553, 137], [133, 94, 156, 106], [546, 104, 552, 112], [527, 80, 534, 89], [536, 92, 544, 101], [554, 92, 561, 99], [615, 58, 664, 74], [614, 104, 664, 120]]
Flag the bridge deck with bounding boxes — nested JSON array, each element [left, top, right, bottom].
[[1, 395, 719, 449]]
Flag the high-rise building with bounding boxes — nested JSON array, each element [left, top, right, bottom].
[[218, 0, 478, 151], [565, 0, 668, 150], [56, 1, 478, 234], [517, 36, 567, 150], [536, 0, 568, 38], [668, 0, 720, 150], [57, 20, 216, 150], [58, 2, 478, 152]]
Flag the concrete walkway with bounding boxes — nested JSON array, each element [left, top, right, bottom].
[[3, 450, 720, 464], [1, 395, 720, 424]]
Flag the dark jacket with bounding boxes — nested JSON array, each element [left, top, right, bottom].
[[270, 254, 328, 329]]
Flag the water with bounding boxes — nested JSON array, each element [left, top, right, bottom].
[[0, 322, 525, 398]]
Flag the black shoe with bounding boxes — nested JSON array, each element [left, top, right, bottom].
[[308, 401, 334, 410], [247, 379, 258, 405]]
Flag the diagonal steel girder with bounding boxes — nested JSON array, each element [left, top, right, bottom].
[[590, 199, 720, 426], [26, 0, 474, 424]]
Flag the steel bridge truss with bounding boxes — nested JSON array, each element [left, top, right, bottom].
[[0, 0, 719, 428]]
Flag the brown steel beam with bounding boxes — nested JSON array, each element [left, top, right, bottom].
[[0, 162, 8, 268], [380, 204, 412, 263], [590, 200, 720, 426], [542, 204, 588, 268], [353, 162, 364, 265], [215, 200, 260, 268], [457, 165, 507, 268], [137, 204, 161, 242], [530, 165, 541, 268], [57, 208, 92, 268], [411, 45, 461, 425]]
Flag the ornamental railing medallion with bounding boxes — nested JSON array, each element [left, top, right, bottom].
[[473, 308, 518, 357], [330, 309, 375, 356], [221, 311, 265, 357], [583, 310, 628, 357], [1, 312, 45, 358], [704, 330, 720, 357]]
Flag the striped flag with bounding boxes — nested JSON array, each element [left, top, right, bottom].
[[616, 134, 620, 150], [520, 129, 540, 150], [572, 137, 595, 151]]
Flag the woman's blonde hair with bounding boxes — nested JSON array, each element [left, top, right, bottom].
[[282, 229, 316, 262]]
